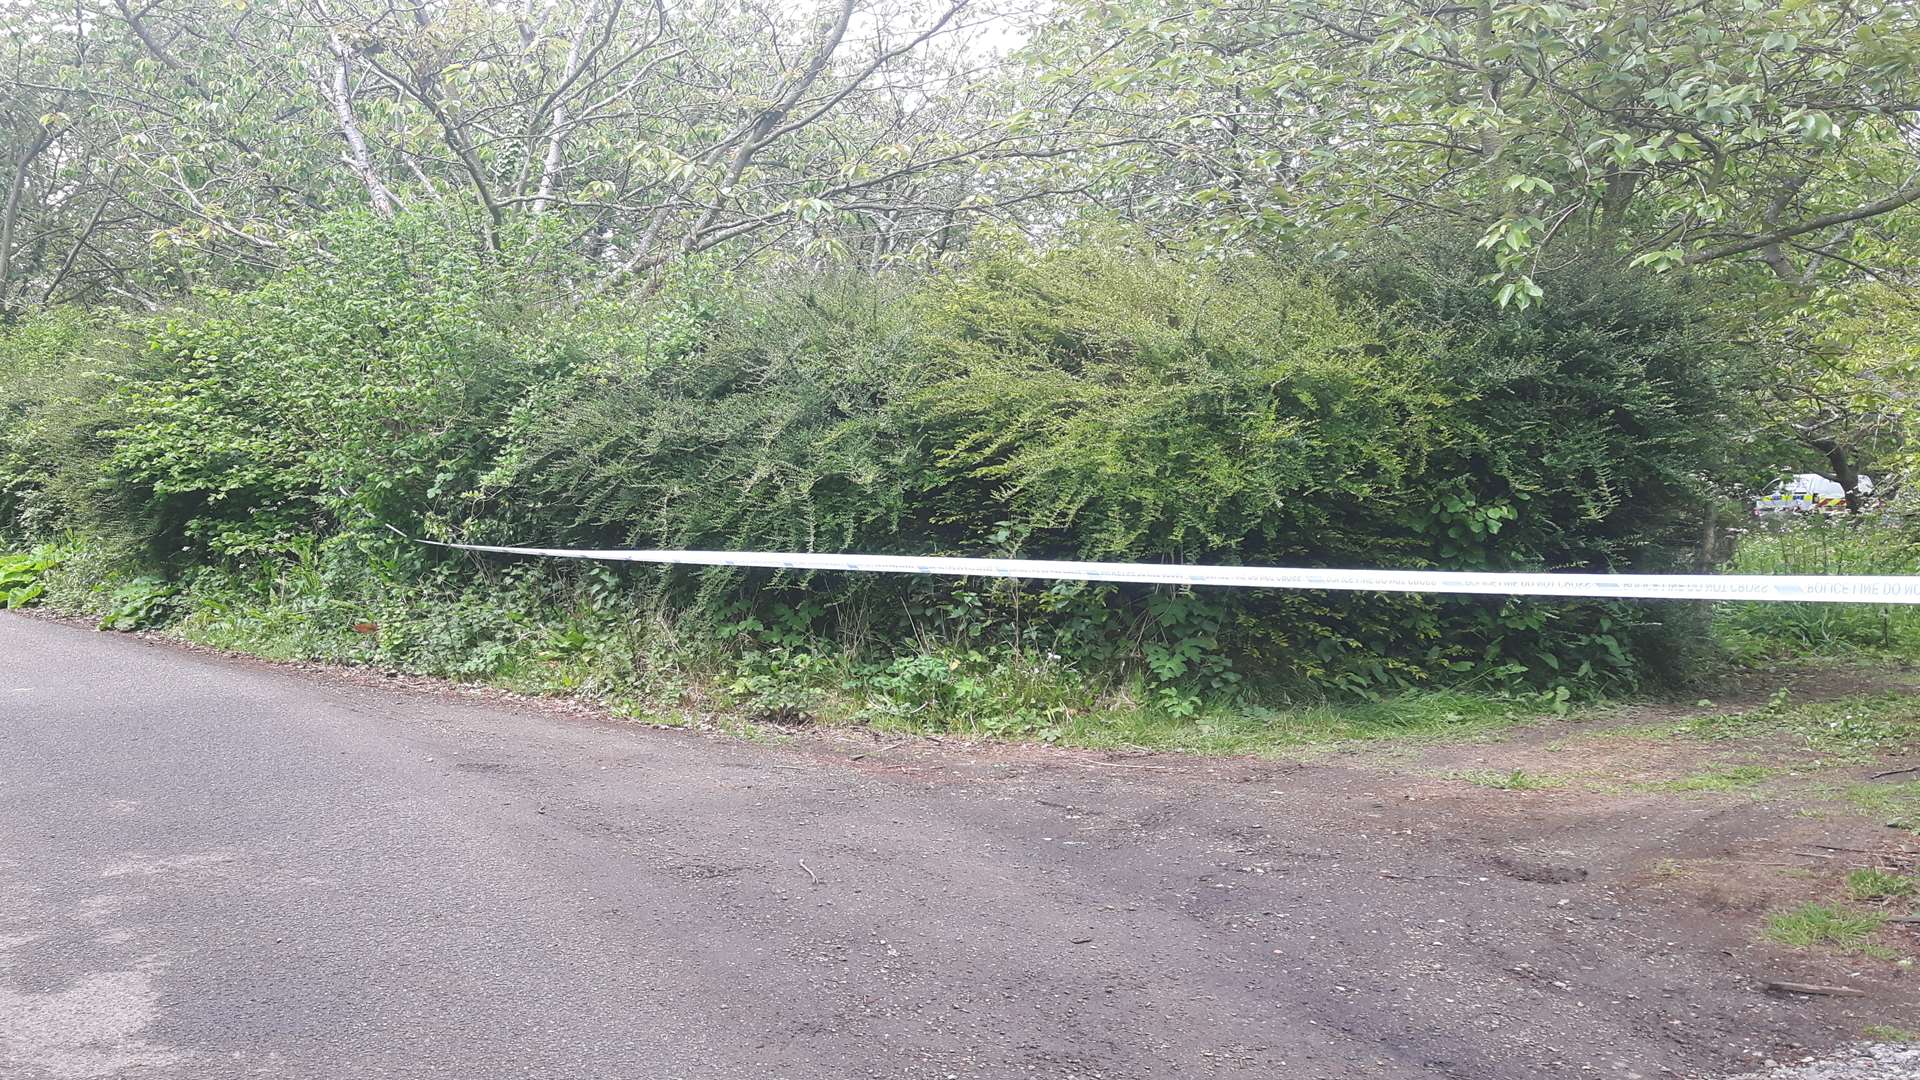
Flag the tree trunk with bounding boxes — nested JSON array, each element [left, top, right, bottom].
[[1695, 507, 1720, 571], [529, 3, 595, 215], [1815, 440, 1863, 514], [1473, 1, 1507, 214], [1, 128, 56, 315], [322, 36, 397, 219]]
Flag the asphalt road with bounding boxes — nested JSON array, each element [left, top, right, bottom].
[[0, 614, 1883, 1080]]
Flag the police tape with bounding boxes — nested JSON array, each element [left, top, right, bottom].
[[418, 540, 1920, 605]]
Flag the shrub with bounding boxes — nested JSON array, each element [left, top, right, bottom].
[[472, 237, 1729, 698], [904, 239, 1728, 694], [1351, 249, 1727, 569], [1716, 514, 1920, 658], [0, 307, 147, 544], [481, 272, 927, 557], [96, 212, 599, 560], [6, 220, 1738, 707], [913, 244, 1444, 559]]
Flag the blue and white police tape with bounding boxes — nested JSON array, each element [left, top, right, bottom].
[[417, 540, 1920, 605]]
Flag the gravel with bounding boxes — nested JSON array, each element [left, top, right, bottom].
[[1720, 1044, 1920, 1080]]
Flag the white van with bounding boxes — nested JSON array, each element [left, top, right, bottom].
[[1752, 472, 1874, 515]]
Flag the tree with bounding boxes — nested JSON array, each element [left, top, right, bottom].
[[1748, 282, 1920, 508], [1023, 0, 1920, 306], [0, 0, 1078, 305], [2, 0, 142, 314]]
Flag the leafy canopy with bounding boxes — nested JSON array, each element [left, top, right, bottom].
[[1026, 0, 1920, 305]]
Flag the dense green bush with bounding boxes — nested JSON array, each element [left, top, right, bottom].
[[98, 213, 599, 559], [1348, 245, 1728, 569], [0, 307, 146, 543], [3, 216, 1740, 712], [480, 273, 928, 556], [900, 241, 1729, 694], [914, 244, 1443, 559], [480, 239, 1729, 698]]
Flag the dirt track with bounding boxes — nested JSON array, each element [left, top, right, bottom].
[[2, 612, 1915, 1079]]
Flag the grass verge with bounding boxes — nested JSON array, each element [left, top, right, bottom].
[[858, 689, 1549, 758], [1612, 690, 1920, 763], [1845, 868, 1917, 901], [1763, 902, 1891, 957], [1638, 764, 1780, 794], [1446, 768, 1565, 791], [1829, 780, 1920, 835]]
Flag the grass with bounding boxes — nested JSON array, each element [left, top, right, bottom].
[[1863, 1025, 1919, 1044], [1716, 516, 1920, 661], [20, 536, 1581, 756], [31, 555, 1561, 761], [1835, 780, 1920, 834], [17, 535, 1902, 767], [938, 690, 1549, 758], [1640, 764, 1780, 794], [1764, 902, 1889, 955], [1845, 868, 1917, 901], [33, 547, 1557, 759], [1447, 768, 1564, 791], [1612, 690, 1920, 764]]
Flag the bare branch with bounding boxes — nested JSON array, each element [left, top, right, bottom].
[[1684, 177, 1920, 266]]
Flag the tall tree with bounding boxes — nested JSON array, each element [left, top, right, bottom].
[[3, 0, 139, 313], [0, 0, 1098, 305], [1026, 0, 1920, 305], [0, 0, 1076, 304]]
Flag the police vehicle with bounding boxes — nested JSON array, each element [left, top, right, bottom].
[[1752, 472, 1874, 516]]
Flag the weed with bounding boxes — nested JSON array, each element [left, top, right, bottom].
[[0, 546, 62, 608], [1621, 692, 1920, 762], [1448, 768, 1564, 791], [1845, 868, 1917, 902], [1036, 691, 1544, 758], [97, 577, 177, 632], [1835, 781, 1920, 834], [1863, 1026, 1919, 1044], [1651, 858, 1688, 878], [726, 647, 835, 727], [1717, 517, 1920, 660], [28, 536, 1569, 757], [1642, 765, 1779, 794], [1764, 903, 1887, 954]]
